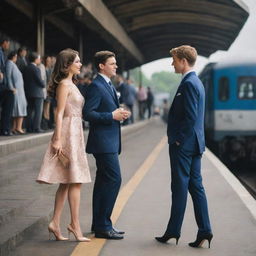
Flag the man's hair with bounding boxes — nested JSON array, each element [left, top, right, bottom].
[[0, 37, 10, 45], [170, 45, 197, 67], [28, 52, 40, 63], [7, 51, 17, 60], [17, 47, 27, 55], [94, 50, 115, 72]]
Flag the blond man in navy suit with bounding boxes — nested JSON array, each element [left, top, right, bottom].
[[156, 45, 213, 248]]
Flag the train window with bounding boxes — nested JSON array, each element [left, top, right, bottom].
[[218, 77, 229, 101], [238, 77, 256, 99]]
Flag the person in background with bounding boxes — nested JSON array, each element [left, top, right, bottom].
[[16, 47, 27, 74], [23, 52, 45, 133], [42, 56, 54, 130], [121, 78, 137, 125], [0, 37, 15, 136], [162, 98, 169, 123], [77, 73, 92, 98], [6, 51, 27, 134], [115, 74, 125, 104], [137, 85, 147, 120], [47, 56, 57, 129], [146, 86, 154, 119]]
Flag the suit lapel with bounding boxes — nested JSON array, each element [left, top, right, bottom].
[[96, 75, 119, 106]]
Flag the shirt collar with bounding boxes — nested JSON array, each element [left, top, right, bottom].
[[182, 70, 194, 79], [98, 73, 111, 84]]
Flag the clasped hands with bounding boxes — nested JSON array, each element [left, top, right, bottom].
[[112, 108, 131, 121]]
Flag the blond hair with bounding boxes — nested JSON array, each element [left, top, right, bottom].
[[170, 45, 197, 66]]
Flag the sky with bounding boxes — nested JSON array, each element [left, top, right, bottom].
[[141, 0, 256, 78]]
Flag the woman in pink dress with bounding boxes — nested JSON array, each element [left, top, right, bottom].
[[37, 49, 91, 242]]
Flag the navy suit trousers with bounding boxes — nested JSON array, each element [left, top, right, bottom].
[[166, 144, 212, 236], [92, 153, 122, 232], [26, 97, 43, 131], [0, 90, 14, 133]]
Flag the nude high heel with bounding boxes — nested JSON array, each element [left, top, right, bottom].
[[67, 224, 91, 242], [48, 221, 69, 241]]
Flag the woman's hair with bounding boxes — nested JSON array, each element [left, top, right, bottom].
[[48, 48, 78, 98], [7, 51, 17, 60]]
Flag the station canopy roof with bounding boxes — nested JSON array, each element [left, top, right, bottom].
[[0, 0, 249, 69]]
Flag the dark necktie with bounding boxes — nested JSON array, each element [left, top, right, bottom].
[[108, 81, 115, 96]]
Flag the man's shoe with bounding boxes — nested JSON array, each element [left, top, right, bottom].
[[2, 131, 13, 136], [95, 230, 124, 240], [112, 227, 125, 235], [34, 129, 45, 133]]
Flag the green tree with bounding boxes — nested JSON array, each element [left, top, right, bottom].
[[151, 71, 181, 94], [129, 68, 181, 96], [129, 67, 152, 88]]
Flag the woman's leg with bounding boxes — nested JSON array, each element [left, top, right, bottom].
[[16, 117, 25, 133], [12, 118, 17, 132], [68, 183, 84, 237], [50, 184, 69, 235]]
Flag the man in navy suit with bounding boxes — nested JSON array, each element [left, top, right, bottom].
[[155, 45, 213, 248], [23, 52, 45, 133], [84, 51, 130, 240], [0, 37, 15, 136]]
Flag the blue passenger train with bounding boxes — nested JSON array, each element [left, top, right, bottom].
[[200, 59, 256, 167]]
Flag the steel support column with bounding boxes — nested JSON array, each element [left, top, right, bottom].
[[78, 28, 83, 61], [36, 0, 44, 56]]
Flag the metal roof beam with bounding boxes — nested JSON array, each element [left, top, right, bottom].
[[78, 0, 144, 63], [4, 0, 75, 38]]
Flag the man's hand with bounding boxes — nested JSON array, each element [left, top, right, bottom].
[[121, 109, 131, 120], [0, 72, 3, 81], [112, 108, 131, 121], [112, 108, 124, 121]]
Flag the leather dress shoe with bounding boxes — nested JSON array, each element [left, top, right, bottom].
[[112, 227, 125, 235], [95, 230, 124, 240], [34, 129, 45, 133], [2, 131, 13, 136]]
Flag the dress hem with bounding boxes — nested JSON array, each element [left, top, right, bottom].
[[36, 180, 91, 185]]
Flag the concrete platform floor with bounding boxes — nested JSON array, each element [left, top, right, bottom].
[[7, 118, 256, 256]]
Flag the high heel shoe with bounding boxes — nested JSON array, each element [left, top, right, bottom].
[[155, 233, 180, 244], [67, 224, 91, 242], [188, 233, 213, 248], [15, 129, 26, 135], [48, 222, 69, 241]]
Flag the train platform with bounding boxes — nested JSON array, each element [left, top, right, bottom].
[[0, 118, 255, 256]]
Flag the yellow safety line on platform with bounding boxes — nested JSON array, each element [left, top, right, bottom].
[[70, 136, 167, 256]]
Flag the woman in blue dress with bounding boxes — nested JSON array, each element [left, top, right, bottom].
[[6, 51, 27, 134]]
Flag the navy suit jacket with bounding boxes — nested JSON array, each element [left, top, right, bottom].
[[0, 47, 7, 90], [83, 74, 121, 154], [23, 63, 45, 98], [167, 71, 205, 154]]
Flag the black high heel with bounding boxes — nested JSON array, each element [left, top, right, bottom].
[[188, 233, 213, 248], [155, 233, 180, 244]]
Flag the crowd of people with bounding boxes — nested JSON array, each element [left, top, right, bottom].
[[0, 37, 155, 136], [0, 37, 58, 135]]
